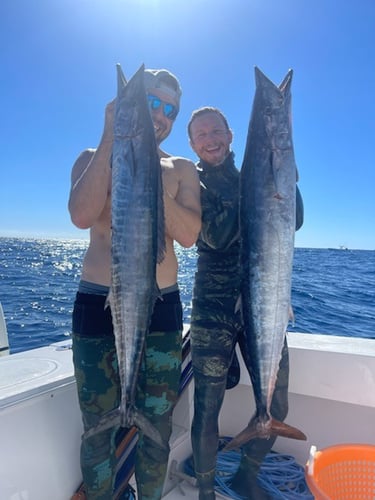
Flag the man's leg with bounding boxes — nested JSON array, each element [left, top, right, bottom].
[[72, 291, 121, 500], [191, 311, 237, 500], [73, 333, 121, 500], [134, 327, 182, 500]]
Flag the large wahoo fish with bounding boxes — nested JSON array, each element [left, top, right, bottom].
[[85, 64, 166, 446], [225, 67, 306, 451]]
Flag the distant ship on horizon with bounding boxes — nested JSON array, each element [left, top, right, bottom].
[[327, 245, 349, 251]]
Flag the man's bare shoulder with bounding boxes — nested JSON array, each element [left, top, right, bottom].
[[71, 148, 96, 180], [76, 148, 96, 165], [161, 155, 196, 171]]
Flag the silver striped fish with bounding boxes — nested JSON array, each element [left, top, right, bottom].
[[225, 67, 306, 451], [85, 64, 165, 446]]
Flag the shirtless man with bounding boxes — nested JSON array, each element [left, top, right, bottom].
[[68, 69, 201, 500]]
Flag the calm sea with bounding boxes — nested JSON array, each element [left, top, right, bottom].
[[0, 237, 374, 354]]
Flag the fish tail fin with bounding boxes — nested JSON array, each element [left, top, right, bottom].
[[223, 417, 306, 451], [132, 407, 168, 450], [269, 417, 306, 441], [83, 408, 122, 440], [83, 406, 168, 451], [222, 422, 259, 451]]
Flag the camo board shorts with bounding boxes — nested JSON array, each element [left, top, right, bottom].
[[72, 287, 182, 500]]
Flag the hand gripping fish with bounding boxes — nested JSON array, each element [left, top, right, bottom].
[[84, 64, 166, 448], [224, 67, 306, 451]]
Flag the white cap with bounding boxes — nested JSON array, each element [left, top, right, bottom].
[[144, 68, 182, 105]]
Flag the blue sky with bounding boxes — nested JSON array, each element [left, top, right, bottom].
[[1, 0, 374, 249]]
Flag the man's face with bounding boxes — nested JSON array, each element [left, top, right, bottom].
[[189, 112, 232, 166], [147, 88, 179, 145]]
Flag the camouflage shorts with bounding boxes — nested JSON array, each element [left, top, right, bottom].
[[72, 291, 182, 500]]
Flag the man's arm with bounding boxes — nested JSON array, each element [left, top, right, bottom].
[[162, 158, 201, 248], [68, 101, 114, 229]]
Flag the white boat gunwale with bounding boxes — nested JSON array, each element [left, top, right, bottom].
[[1, 331, 375, 499]]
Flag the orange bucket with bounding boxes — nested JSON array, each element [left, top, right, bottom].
[[305, 444, 375, 499]]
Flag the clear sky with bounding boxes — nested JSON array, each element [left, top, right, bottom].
[[1, 0, 374, 249]]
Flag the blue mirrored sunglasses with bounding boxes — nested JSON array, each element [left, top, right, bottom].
[[147, 94, 178, 120]]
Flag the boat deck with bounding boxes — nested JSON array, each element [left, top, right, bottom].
[[1, 332, 375, 499]]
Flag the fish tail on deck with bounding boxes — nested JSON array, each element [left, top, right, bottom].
[[270, 417, 306, 441], [223, 417, 306, 451]]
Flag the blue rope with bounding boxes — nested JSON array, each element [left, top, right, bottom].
[[184, 438, 313, 499], [257, 452, 313, 499]]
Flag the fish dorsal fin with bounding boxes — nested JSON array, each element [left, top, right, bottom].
[[157, 181, 166, 264], [157, 230, 166, 264]]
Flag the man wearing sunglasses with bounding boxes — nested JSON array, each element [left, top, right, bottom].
[[68, 69, 201, 500]]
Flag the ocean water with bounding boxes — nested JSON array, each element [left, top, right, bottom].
[[0, 237, 374, 354]]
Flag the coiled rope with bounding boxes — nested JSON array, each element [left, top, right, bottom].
[[257, 452, 313, 499], [184, 438, 313, 499]]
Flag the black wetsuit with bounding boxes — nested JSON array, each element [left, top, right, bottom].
[[190, 152, 304, 497]]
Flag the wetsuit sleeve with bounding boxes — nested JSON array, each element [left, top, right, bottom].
[[199, 185, 240, 250], [296, 185, 304, 231]]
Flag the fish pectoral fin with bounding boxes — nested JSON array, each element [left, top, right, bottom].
[[234, 294, 242, 315], [132, 407, 168, 450], [105, 290, 112, 310], [288, 305, 295, 326], [270, 418, 307, 441]]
